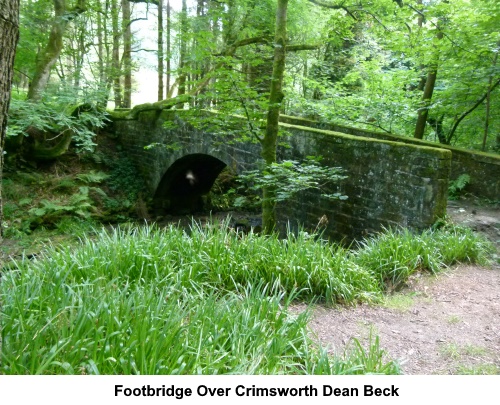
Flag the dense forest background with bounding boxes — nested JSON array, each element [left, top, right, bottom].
[[8, 0, 500, 151]]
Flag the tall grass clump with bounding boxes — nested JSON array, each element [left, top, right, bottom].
[[187, 223, 380, 304], [0, 227, 397, 374], [1, 267, 316, 374], [354, 225, 492, 290], [429, 224, 492, 266], [31, 220, 380, 305]]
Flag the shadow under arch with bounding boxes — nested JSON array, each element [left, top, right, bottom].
[[152, 153, 227, 215]]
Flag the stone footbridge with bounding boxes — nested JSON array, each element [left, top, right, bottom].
[[110, 109, 455, 242]]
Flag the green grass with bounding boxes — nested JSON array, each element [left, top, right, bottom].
[[36, 221, 381, 305], [456, 364, 499, 375], [447, 315, 462, 324], [353, 225, 492, 291], [382, 294, 416, 312], [0, 220, 492, 375]]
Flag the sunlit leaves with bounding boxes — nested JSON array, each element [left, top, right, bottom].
[[7, 86, 109, 153], [234, 157, 347, 207]]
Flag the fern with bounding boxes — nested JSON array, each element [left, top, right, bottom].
[[18, 198, 32, 206], [27, 188, 95, 223], [449, 174, 470, 199], [76, 171, 109, 184]]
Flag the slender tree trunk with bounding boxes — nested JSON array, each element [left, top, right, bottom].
[[166, 0, 171, 97], [193, 0, 204, 107], [27, 0, 86, 101], [482, 76, 493, 151], [0, 0, 20, 239], [302, 59, 308, 98], [122, 0, 132, 108], [209, 0, 221, 107], [414, 30, 443, 139], [177, 0, 188, 106], [111, 0, 122, 107], [96, 0, 111, 105], [158, 0, 164, 101], [416, 0, 426, 91], [261, 0, 288, 234], [97, 0, 113, 105], [74, 22, 86, 88], [97, 5, 105, 86], [482, 45, 498, 151]]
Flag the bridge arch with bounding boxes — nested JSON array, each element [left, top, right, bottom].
[[152, 153, 227, 215]]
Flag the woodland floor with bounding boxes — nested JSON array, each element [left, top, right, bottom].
[[301, 198, 500, 375]]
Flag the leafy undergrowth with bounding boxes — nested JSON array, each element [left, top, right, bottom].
[[1, 151, 144, 255], [0, 220, 491, 375]]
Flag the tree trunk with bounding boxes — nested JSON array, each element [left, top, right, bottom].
[[177, 0, 188, 106], [427, 115, 446, 144], [73, 21, 86, 88], [111, 0, 122, 107], [0, 0, 20, 239], [158, 0, 164, 101], [27, 0, 86, 101], [23, 0, 88, 161], [414, 30, 443, 139], [416, 0, 426, 91], [97, 2, 105, 86], [96, 0, 114, 106], [122, 0, 132, 108], [413, 67, 438, 139], [166, 0, 171, 97], [261, 0, 288, 234], [482, 45, 498, 151], [96, 0, 112, 105]]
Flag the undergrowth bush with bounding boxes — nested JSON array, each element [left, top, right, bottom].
[[1, 168, 110, 237]]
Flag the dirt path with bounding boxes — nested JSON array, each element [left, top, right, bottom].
[[305, 199, 500, 375], [305, 265, 500, 374]]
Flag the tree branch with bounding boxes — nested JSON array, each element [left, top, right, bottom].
[[127, 0, 159, 6], [306, 0, 358, 20], [127, 35, 320, 117], [307, 0, 392, 29], [446, 77, 500, 143], [286, 44, 321, 52], [350, 8, 389, 30], [214, 36, 270, 56]]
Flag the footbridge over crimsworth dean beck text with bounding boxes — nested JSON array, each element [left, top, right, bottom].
[[109, 109, 452, 242]]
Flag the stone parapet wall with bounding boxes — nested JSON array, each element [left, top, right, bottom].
[[280, 115, 500, 201], [277, 123, 451, 241]]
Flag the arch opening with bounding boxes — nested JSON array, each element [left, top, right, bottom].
[[152, 153, 227, 215]]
